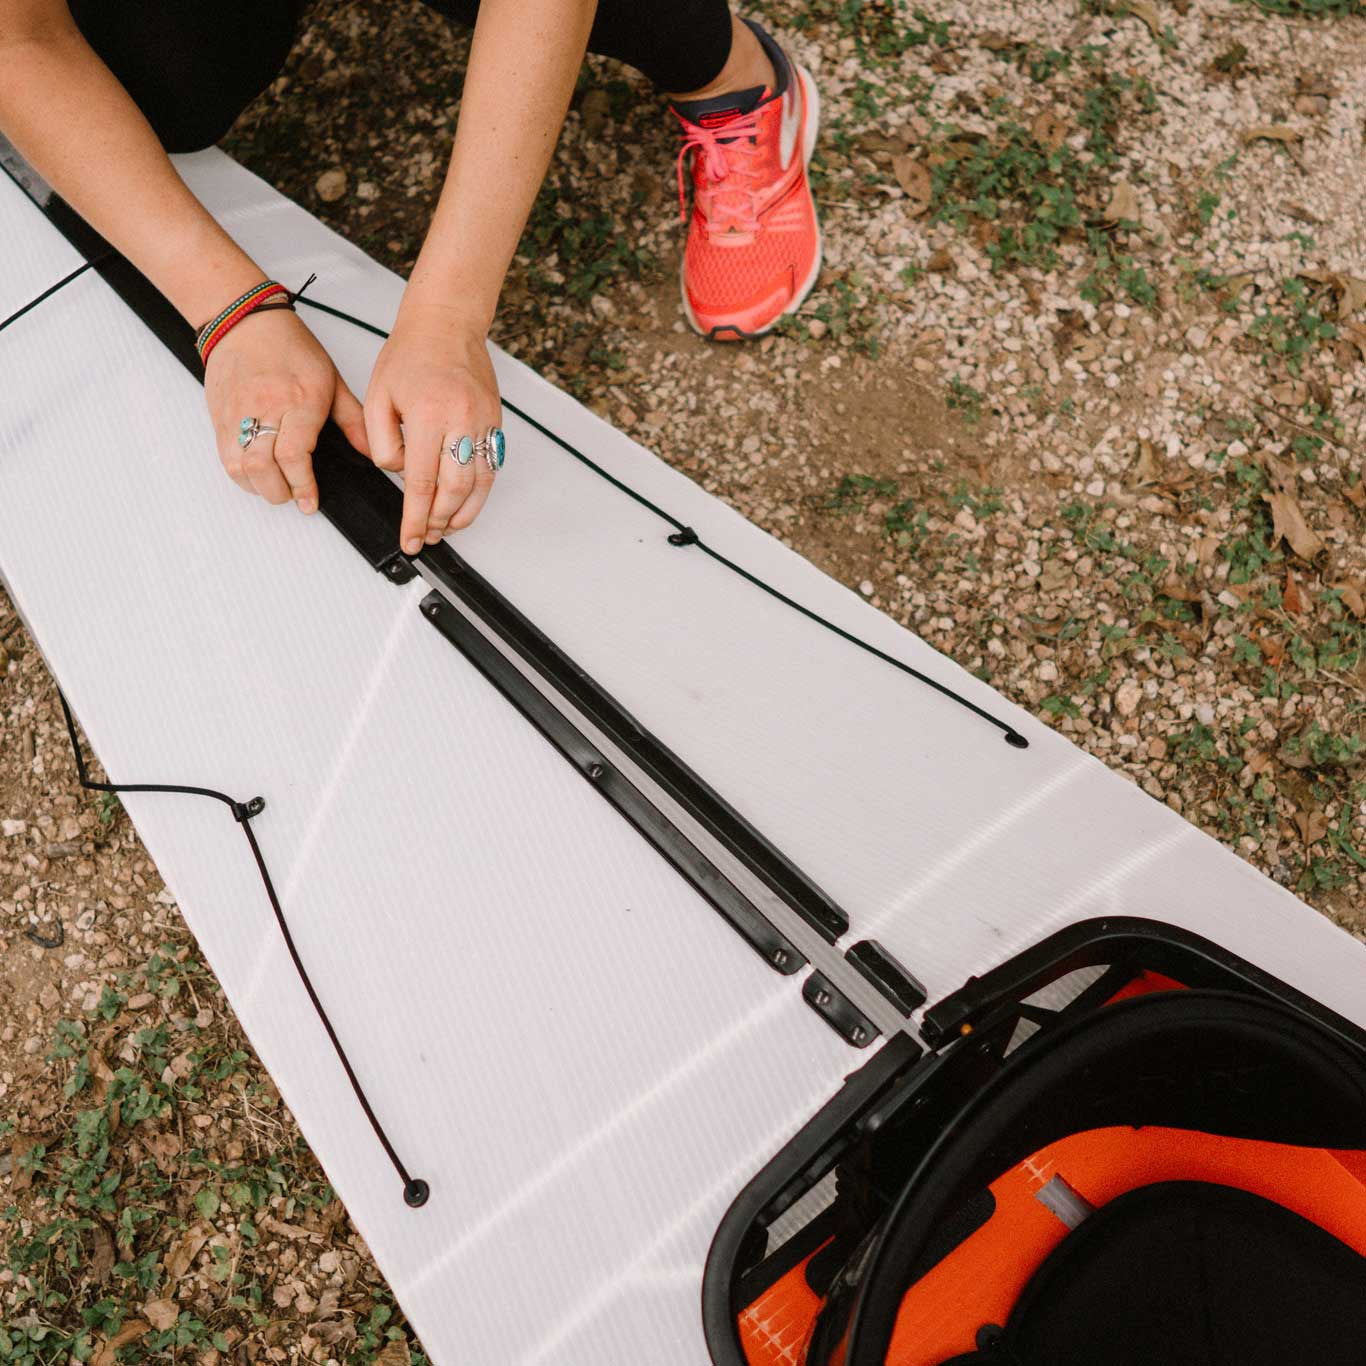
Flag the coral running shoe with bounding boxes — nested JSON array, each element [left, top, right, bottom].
[[672, 20, 821, 340]]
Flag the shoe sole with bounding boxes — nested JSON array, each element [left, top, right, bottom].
[[681, 63, 824, 342]]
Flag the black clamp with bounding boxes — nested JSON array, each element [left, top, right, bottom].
[[232, 796, 266, 823], [667, 526, 699, 547]]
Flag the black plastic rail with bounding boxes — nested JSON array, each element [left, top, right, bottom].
[[0, 147, 850, 952]]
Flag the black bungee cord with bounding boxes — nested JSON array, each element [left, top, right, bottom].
[[0, 260, 1031, 1209], [296, 293, 1029, 750], [51, 691, 431, 1208]]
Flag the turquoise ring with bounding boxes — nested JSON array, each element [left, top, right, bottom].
[[474, 426, 506, 472], [447, 435, 474, 466], [238, 416, 280, 450]]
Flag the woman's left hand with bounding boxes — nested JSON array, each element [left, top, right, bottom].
[[363, 303, 502, 554]]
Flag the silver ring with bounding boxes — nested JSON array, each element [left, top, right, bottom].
[[447, 435, 474, 466], [238, 417, 280, 451], [473, 426, 506, 473]]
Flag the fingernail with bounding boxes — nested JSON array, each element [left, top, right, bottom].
[[425, 530, 442, 545], [298, 498, 317, 515], [404, 537, 422, 555]]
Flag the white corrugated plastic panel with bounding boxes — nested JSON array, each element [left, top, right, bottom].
[[3, 150, 1365, 1362], [0, 158, 858, 1364]]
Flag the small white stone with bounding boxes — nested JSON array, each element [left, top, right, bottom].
[[315, 168, 347, 202], [1, 820, 26, 837]]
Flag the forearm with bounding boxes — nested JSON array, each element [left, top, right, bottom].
[[0, 19, 266, 325], [401, 0, 596, 333]]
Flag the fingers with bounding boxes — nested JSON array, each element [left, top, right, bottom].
[[364, 392, 405, 472], [216, 428, 255, 495], [333, 379, 371, 458], [426, 432, 480, 543], [398, 419, 446, 556], [272, 406, 326, 512], [444, 437, 498, 535]]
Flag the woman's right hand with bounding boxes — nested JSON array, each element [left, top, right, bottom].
[[203, 308, 370, 513]]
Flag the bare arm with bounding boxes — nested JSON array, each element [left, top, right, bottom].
[[407, 0, 597, 331], [0, 0, 369, 514], [364, 0, 596, 549], [0, 0, 264, 322]]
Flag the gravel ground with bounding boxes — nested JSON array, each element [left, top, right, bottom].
[[4, 0, 1365, 1359]]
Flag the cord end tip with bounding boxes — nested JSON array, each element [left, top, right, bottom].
[[403, 1178, 430, 1208], [1005, 731, 1029, 750]]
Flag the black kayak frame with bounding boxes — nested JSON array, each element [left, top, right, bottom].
[[700, 915, 1366, 1365]]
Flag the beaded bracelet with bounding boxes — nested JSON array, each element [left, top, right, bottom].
[[194, 280, 290, 365]]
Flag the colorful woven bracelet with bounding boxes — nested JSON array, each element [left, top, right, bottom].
[[195, 280, 290, 365]]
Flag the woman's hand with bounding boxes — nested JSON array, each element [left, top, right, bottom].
[[363, 303, 502, 554], [204, 308, 370, 512]]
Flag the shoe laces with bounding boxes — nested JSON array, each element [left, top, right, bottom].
[[675, 109, 764, 235]]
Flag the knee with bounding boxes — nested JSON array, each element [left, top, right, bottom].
[[68, 0, 299, 152]]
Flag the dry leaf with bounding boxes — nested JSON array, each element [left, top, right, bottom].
[[979, 30, 1018, 51], [1337, 276, 1366, 320], [1119, 0, 1163, 38], [972, 219, 1000, 251], [892, 155, 932, 216], [1131, 440, 1163, 487], [1333, 582, 1366, 618], [1346, 483, 1366, 511], [144, 1298, 179, 1331], [927, 247, 956, 274], [260, 1214, 323, 1243], [1281, 202, 1322, 225], [855, 130, 905, 156], [164, 1221, 212, 1281], [1295, 70, 1338, 99], [1159, 574, 1203, 603], [1341, 321, 1366, 361], [1268, 380, 1308, 408], [375, 1339, 412, 1366], [1031, 109, 1068, 153], [1260, 454, 1324, 561], [94, 1321, 150, 1366], [143, 1130, 182, 1174], [10, 1134, 50, 1192], [1294, 807, 1329, 846], [1242, 125, 1301, 145], [1283, 568, 1307, 615], [1104, 180, 1140, 224], [88, 1223, 116, 1284], [1263, 490, 1324, 560], [1299, 270, 1366, 321]]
